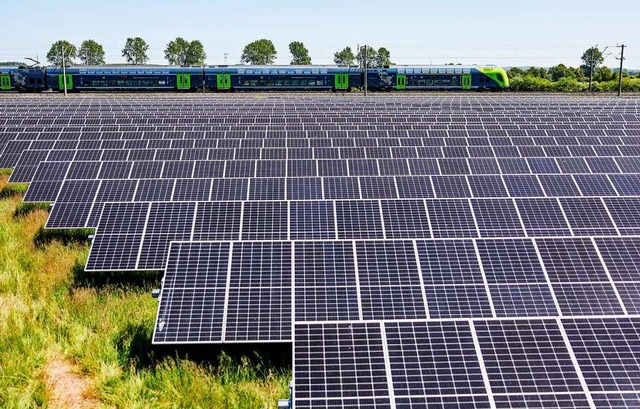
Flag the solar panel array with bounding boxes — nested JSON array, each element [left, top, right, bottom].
[[2, 94, 640, 408]]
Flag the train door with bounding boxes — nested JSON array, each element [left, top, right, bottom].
[[334, 74, 349, 90], [58, 74, 73, 90], [0, 75, 11, 90], [462, 74, 472, 90], [177, 74, 191, 90], [396, 74, 406, 90], [217, 74, 231, 90]]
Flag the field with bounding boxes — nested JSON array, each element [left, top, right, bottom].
[[0, 172, 290, 408], [2, 93, 640, 408]]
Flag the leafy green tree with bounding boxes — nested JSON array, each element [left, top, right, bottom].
[[357, 46, 378, 68], [333, 47, 356, 66], [77, 40, 105, 65], [526, 67, 548, 79], [47, 40, 77, 66], [164, 38, 206, 66], [122, 37, 149, 65], [241, 39, 277, 65], [374, 47, 392, 68], [595, 66, 615, 82], [507, 67, 526, 79], [548, 64, 571, 81], [581, 47, 605, 77], [289, 41, 311, 65]]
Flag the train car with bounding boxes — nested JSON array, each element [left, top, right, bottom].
[[367, 65, 509, 91], [204, 65, 362, 91], [45, 66, 205, 92], [0, 67, 46, 92]]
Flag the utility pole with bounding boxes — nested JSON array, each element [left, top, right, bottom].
[[61, 43, 68, 96], [224, 53, 228, 65], [364, 45, 368, 96], [588, 45, 596, 92], [616, 44, 626, 97]]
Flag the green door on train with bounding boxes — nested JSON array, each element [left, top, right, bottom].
[[0, 75, 11, 90], [217, 74, 231, 90], [58, 74, 73, 90], [462, 74, 472, 90], [334, 74, 349, 90], [177, 74, 191, 90], [396, 74, 407, 90]]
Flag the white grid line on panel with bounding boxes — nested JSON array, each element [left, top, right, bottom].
[[378, 322, 397, 409], [469, 320, 497, 409], [590, 237, 629, 316], [412, 240, 430, 320], [556, 317, 597, 409], [531, 239, 564, 316], [134, 203, 152, 270], [352, 241, 364, 321]]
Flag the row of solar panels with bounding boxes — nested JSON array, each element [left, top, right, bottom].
[[10, 156, 640, 182], [153, 239, 640, 343], [81, 198, 640, 271]]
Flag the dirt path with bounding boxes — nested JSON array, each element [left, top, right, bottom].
[[45, 358, 97, 409]]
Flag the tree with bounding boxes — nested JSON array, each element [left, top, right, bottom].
[[374, 47, 392, 68], [122, 37, 149, 65], [333, 47, 356, 66], [581, 47, 605, 76], [507, 67, 526, 79], [46, 40, 77, 66], [241, 39, 276, 65], [526, 67, 548, 79], [77, 40, 105, 65], [357, 46, 377, 68], [289, 41, 311, 65], [595, 66, 615, 82], [548, 64, 569, 81], [164, 38, 206, 66]]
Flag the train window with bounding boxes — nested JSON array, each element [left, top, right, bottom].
[[320, 69, 327, 74], [312, 69, 319, 74], [303, 70, 311, 74], [238, 69, 245, 74], [406, 69, 413, 74], [295, 70, 303, 74], [246, 69, 254, 74], [249, 80, 258, 86], [496, 74, 504, 82], [455, 68, 462, 74], [275, 80, 283, 86], [398, 68, 405, 74], [242, 80, 250, 86], [283, 80, 291, 86], [463, 68, 471, 73], [159, 81, 166, 85]]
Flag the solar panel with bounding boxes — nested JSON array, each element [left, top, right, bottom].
[[3, 95, 640, 407]]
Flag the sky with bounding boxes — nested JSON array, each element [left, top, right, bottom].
[[2, 0, 638, 68]]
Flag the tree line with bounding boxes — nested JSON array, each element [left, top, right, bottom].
[[44, 38, 394, 67], [34, 40, 640, 91], [507, 47, 640, 92]]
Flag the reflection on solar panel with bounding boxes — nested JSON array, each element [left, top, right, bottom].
[[2, 95, 640, 407]]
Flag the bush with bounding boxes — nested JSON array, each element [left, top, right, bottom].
[[553, 77, 587, 92], [508, 75, 554, 92]]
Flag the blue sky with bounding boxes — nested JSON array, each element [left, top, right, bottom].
[[3, 0, 637, 68]]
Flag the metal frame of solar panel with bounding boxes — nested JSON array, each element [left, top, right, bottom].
[[2, 95, 640, 408]]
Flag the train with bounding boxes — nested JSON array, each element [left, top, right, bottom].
[[0, 64, 509, 92]]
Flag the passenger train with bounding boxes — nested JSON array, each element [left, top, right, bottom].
[[0, 64, 509, 92]]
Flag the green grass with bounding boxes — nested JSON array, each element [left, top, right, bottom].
[[0, 174, 291, 408]]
